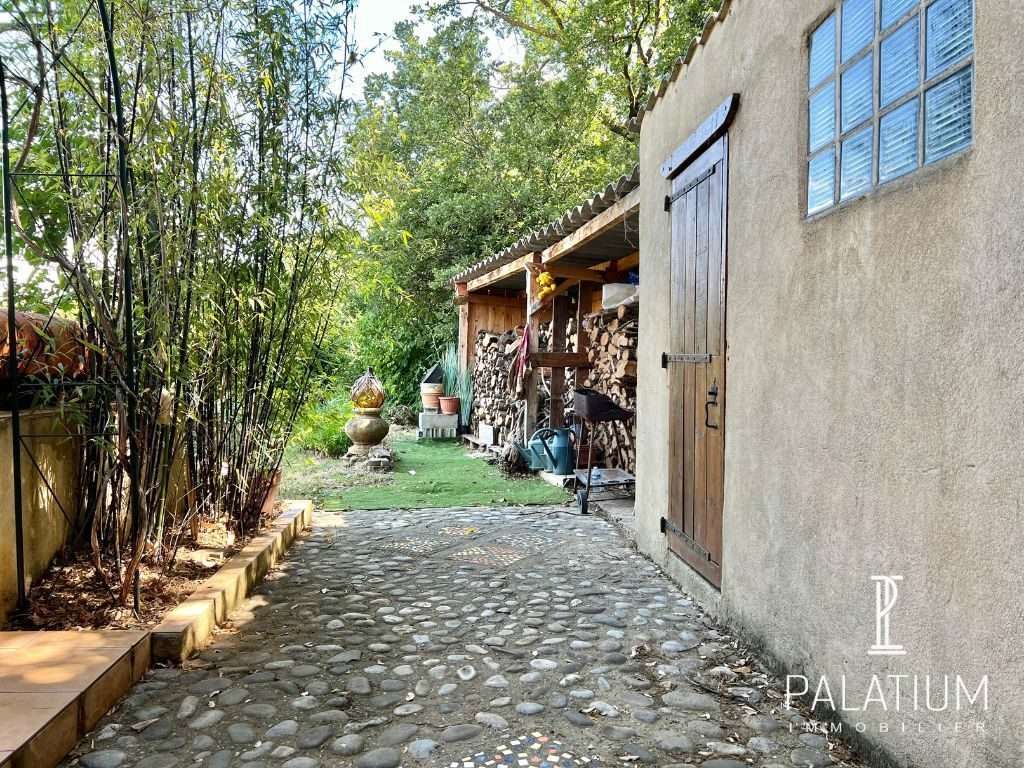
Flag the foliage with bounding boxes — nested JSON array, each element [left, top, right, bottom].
[[293, 392, 354, 458], [440, 343, 461, 397], [335, 0, 718, 405], [439, 341, 474, 422], [458, 370, 474, 424], [383, 402, 418, 427], [316, 434, 568, 510], [0, 0, 356, 602], [448, 0, 722, 133], [0, 0, 722, 607]]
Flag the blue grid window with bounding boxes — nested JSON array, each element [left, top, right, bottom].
[[881, 18, 919, 106], [879, 98, 920, 182], [806, 0, 974, 215]]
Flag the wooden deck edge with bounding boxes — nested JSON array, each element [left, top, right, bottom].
[[151, 500, 313, 664], [0, 633, 149, 768]]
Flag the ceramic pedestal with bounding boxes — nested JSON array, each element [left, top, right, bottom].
[[345, 407, 389, 455]]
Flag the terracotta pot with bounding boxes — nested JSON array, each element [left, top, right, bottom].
[[438, 395, 460, 415], [421, 382, 444, 412]]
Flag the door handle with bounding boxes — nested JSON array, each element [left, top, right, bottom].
[[705, 380, 719, 430]]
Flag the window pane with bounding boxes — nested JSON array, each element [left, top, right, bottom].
[[841, 126, 874, 200], [927, 0, 973, 78], [809, 83, 837, 151], [880, 98, 919, 182], [841, 55, 873, 132], [882, 0, 917, 29], [842, 0, 874, 62], [881, 18, 920, 106], [810, 14, 837, 88], [808, 149, 836, 214], [925, 67, 972, 162]]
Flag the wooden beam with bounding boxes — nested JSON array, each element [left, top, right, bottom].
[[542, 186, 640, 265], [591, 250, 640, 274], [527, 262, 608, 283], [549, 295, 570, 428], [527, 278, 579, 316], [550, 278, 579, 300], [523, 254, 543, 440], [458, 301, 471, 370], [577, 284, 594, 374], [467, 293, 524, 308], [467, 255, 529, 292], [531, 352, 593, 369]]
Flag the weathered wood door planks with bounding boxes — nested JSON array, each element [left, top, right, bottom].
[[664, 135, 727, 588]]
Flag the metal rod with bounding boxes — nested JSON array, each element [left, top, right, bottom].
[[1, 56, 27, 609], [20, 438, 75, 528], [10, 172, 117, 178]]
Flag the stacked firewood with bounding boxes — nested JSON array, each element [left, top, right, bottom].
[[471, 329, 520, 441], [581, 296, 638, 472], [471, 320, 576, 444]]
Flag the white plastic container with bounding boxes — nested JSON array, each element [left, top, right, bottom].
[[602, 283, 638, 310]]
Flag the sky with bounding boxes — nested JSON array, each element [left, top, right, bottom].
[[348, 0, 524, 97]]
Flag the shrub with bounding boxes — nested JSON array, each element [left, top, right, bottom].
[[383, 402, 417, 426], [293, 391, 354, 457]]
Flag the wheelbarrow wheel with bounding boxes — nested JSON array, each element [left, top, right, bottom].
[[576, 488, 589, 515]]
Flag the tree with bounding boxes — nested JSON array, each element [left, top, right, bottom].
[[451, 0, 721, 134], [1, 0, 356, 603], [330, 1, 717, 403]]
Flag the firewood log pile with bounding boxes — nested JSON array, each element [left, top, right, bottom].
[[470, 321, 575, 446], [471, 329, 520, 441], [470, 297, 637, 474], [581, 295, 638, 472]]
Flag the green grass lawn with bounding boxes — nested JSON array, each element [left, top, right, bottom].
[[281, 432, 569, 511]]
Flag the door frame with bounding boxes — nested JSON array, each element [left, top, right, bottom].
[[661, 130, 730, 589]]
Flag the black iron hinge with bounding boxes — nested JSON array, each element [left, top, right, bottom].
[[660, 517, 712, 561], [661, 352, 711, 368], [664, 165, 716, 211]]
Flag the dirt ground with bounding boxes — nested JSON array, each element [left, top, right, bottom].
[[5, 519, 252, 632]]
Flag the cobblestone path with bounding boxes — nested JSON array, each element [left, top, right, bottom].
[[65, 506, 868, 768]]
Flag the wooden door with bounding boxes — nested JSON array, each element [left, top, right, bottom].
[[664, 135, 727, 588]]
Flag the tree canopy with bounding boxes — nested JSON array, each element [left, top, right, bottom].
[[333, 0, 719, 405]]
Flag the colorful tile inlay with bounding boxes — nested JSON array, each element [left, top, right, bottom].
[[491, 532, 550, 549], [448, 733, 599, 768], [447, 544, 528, 566], [378, 536, 453, 554]]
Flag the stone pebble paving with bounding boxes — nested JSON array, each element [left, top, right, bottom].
[[64, 505, 870, 768]]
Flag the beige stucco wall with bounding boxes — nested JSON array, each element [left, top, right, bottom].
[[0, 411, 81, 624], [636, 1, 1023, 766]]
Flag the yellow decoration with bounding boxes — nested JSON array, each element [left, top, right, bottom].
[[351, 367, 386, 409], [535, 270, 557, 301]]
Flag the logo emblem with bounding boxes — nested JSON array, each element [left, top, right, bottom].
[[868, 575, 907, 656]]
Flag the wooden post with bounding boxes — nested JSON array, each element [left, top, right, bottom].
[[523, 254, 542, 440], [455, 282, 471, 370], [577, 282, 593, 359], [549, 295, 570, 428]]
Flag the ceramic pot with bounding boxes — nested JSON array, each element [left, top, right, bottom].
[[421, 382, 444, 412], [438, 396, 460, 415], [344, 407, 389, 455]]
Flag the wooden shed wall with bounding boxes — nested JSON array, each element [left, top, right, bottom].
[[467, 302, 526, 368]]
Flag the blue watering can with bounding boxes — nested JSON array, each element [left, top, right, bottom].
[[517, 428, 576, 475]]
